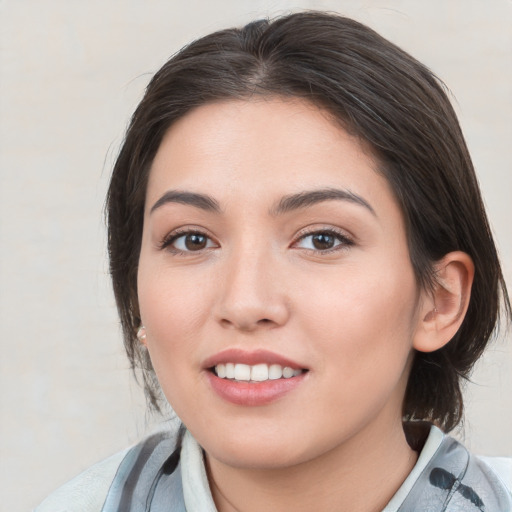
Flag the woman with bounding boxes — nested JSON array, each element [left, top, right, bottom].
[[37, 11, 511, 512]]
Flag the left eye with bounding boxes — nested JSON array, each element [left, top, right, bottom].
[[295, 231, 349, 251], [171, 232, 216, 252]]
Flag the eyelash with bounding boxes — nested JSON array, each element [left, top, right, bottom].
[[159, 229, 218, 254], [159, 227, 354, 255], [292, 228, 354, 254]]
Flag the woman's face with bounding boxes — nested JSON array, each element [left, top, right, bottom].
[[138, 97, 426, 469]]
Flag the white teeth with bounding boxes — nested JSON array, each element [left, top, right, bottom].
[[268, 364, 282, 380], [251, 363, 269, 382], [214, 363, 303, 381], [282, 366, 294, 378], [234, 363, 251, 381], [225, 363, 235, 379], [216, 363, 226, 378]]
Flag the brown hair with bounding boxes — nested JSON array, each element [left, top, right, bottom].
[[106, 11, 510, 432]]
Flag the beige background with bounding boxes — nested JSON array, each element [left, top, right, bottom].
[[1, 1, 510, 510]]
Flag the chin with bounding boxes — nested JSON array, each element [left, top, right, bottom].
[[197, 428, 310, 470], [209, 443, 308, 471]]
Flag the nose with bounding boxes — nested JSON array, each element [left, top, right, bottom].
[[215, 247, 290, 332]]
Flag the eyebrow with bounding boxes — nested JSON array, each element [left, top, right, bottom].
[[149, 187, 375, 217], [271, 187, 376, 216], [150, 190, 221, 214]]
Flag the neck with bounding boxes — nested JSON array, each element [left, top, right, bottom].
[[206, 418, 419, 512]]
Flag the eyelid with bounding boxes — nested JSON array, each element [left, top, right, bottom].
[[159, 226, 219, 253], [291, 226, 355, 252]]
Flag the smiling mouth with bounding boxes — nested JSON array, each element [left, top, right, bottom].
[[211, 363, 306, 382]]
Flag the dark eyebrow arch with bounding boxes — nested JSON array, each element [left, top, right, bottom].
[[271, 187, 376, 216], [150, 190, 221, 214]]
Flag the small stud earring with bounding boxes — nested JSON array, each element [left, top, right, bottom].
[[137, 326, 147, 341]]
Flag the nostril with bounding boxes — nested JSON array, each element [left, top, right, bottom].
[[219, 317, 275, 331], [220, 319, 233, 328]]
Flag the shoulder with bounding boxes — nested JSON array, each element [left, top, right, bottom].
[[386, 424, 512, 511], [431, 435, 512, 510], [35, 430, 183, 512], [477, 455, 512, 493], [34, 448, 130, 512]]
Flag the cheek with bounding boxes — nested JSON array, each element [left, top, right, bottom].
[[138, 258, 213, 330], [299, 261, 419, 388], [137, 264, 214, 391]]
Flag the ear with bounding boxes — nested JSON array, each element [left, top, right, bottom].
[[413, 251, 474, 353]]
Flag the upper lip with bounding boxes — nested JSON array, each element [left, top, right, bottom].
[[203, 348, 307, 370]]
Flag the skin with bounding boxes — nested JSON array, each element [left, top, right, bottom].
[[137, 97, 468, 511]]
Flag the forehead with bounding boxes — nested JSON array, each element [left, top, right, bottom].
[[146, 97, 394, 215]]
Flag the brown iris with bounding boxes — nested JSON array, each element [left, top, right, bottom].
[[311, 233, 336, 250], [184, 233, 208, 250]]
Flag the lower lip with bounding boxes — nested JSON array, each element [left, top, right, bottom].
[[205, 371, 306, 406]]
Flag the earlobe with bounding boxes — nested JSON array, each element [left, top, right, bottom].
[[137, 325, 147, 346], [413, 251, 474, 353]]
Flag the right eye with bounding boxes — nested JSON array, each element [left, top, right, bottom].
[[163, 231, 217, 253]]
